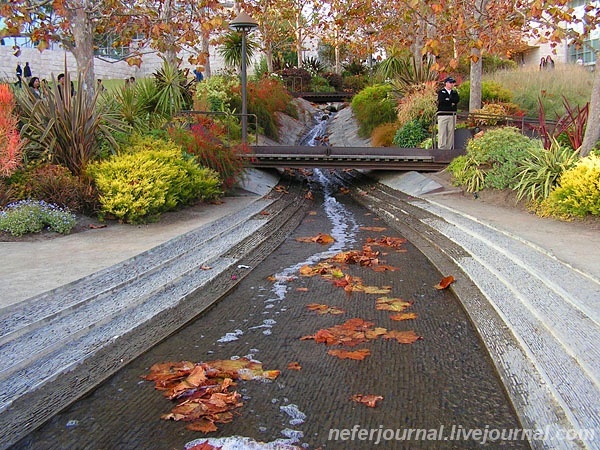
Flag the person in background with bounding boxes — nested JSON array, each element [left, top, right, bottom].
[[23, 62, 32, 82], [15, 63, 22, 88], [436, 76, 460, 150], [193, 66, 204, 82], [28, 76, 42, 99], [545, 55, 555, 69], [57, 73, 75, 98], [539, 57, 547, 71], [97, 79, 106, 92]]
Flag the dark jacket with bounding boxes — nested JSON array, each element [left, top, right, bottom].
[[437, 88, 459, 115]]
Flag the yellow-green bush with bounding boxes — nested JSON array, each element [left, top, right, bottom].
[[539, 155, 600, 218], [87, 136, 222, 224]]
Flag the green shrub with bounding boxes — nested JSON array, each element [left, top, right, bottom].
[[515, 139, 580, 202], [539, 155, 600, 218], [351, 84, 397, 138], [0, 199, 76, 236], [457, 80, 512, 110], [88, 136, 222, 224], [449, 127, 536, 191], [393, 119, 427, 148], [310, 76, 335, 93]]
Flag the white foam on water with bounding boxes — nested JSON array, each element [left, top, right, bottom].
[[217, 329, 243, 342]]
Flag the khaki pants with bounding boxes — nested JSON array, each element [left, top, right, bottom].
[[437, 114, 456, 150]]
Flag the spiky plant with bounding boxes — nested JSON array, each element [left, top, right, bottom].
[[15, 71, 129, 176]]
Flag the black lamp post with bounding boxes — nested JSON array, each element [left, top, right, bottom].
[[229, 10, 258, 144], [365, 27, 376, 84]]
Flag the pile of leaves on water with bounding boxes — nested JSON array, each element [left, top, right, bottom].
[[141, 357, 280, 433]]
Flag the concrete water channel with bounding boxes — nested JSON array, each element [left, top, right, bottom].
[[12, 169, 528, 450], [11, 113, 530, 450]]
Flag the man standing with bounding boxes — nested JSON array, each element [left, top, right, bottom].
[[437, 76, 459, 150], [15, 63, 22, 88], [23, 62, 32, 82]]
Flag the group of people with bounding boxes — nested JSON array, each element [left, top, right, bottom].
[[539, 55, 555, 70]]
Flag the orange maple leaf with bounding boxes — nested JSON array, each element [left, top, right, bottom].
[[434, 275, 455, 289], [351, 394, 383, 407], [328, 348, 371, 360], [390, 312, 418, 321], [287, 361, 302, 370], [383, 330, 422, 344]]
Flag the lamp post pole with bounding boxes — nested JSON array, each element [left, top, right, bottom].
[[365, 27, 376, 84], [230, 11, 258, 144]]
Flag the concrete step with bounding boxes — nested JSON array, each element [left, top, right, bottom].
[[346, 176, 600, 450], [0, 184, 310, 449]]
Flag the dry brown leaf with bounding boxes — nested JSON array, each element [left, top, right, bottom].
[[351, 394, 383, 407], [296, 287, 309, 292], [328, 348, 371, 360], [383, 330, 422, 344], [200, 265, 212, 270], [287, 361, 302, 371], [435, 275, 455, 289], [360, 226, 387, 232], [390, 312, 418, 321], [306, 303, 345, 315], [187, 440, 223, 450], [296, 233, 335, 245], [375, 297, 413, 312]]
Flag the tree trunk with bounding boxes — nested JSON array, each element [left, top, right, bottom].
[[202, 33, 211, 78], [70, 0, 95, 104], [469, 47, 483, 112], [580, 54, 600, 157]]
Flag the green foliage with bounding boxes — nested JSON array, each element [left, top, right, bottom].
[[448, 127, 537, 192], [387, 55, 438, 96], [195, 75, 240, 113], [375, 46, 410, 81], [514, 139, 580, 202], [342, 60, 366, 76], [0, 199, 76, 236], [15, 72, 128, 176], [392, 119, 427, 148], [88, 136, 222, 224], [539, 155, 600, 218], [153, 60, 194, 117], [457, 54, 517, 76], [219, 32, 259, 69], [99, 78, 157, 133], [351, 84, 397, 138], [371, 122, 398, 147], [457, 81, 512, 110], [310, 76, 335, 93], [342, 75, 368, 93], [322, 72, 344, 91], [302, 57, 326, 76], [169, 117, 249, 191], [396, 82, 438, 129]]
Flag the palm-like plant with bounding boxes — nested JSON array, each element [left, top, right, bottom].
[[219, 32, 258, 70], [153, 60, 194, 117], [388, 55, 438, 96], [16, 71, 129, 175]]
